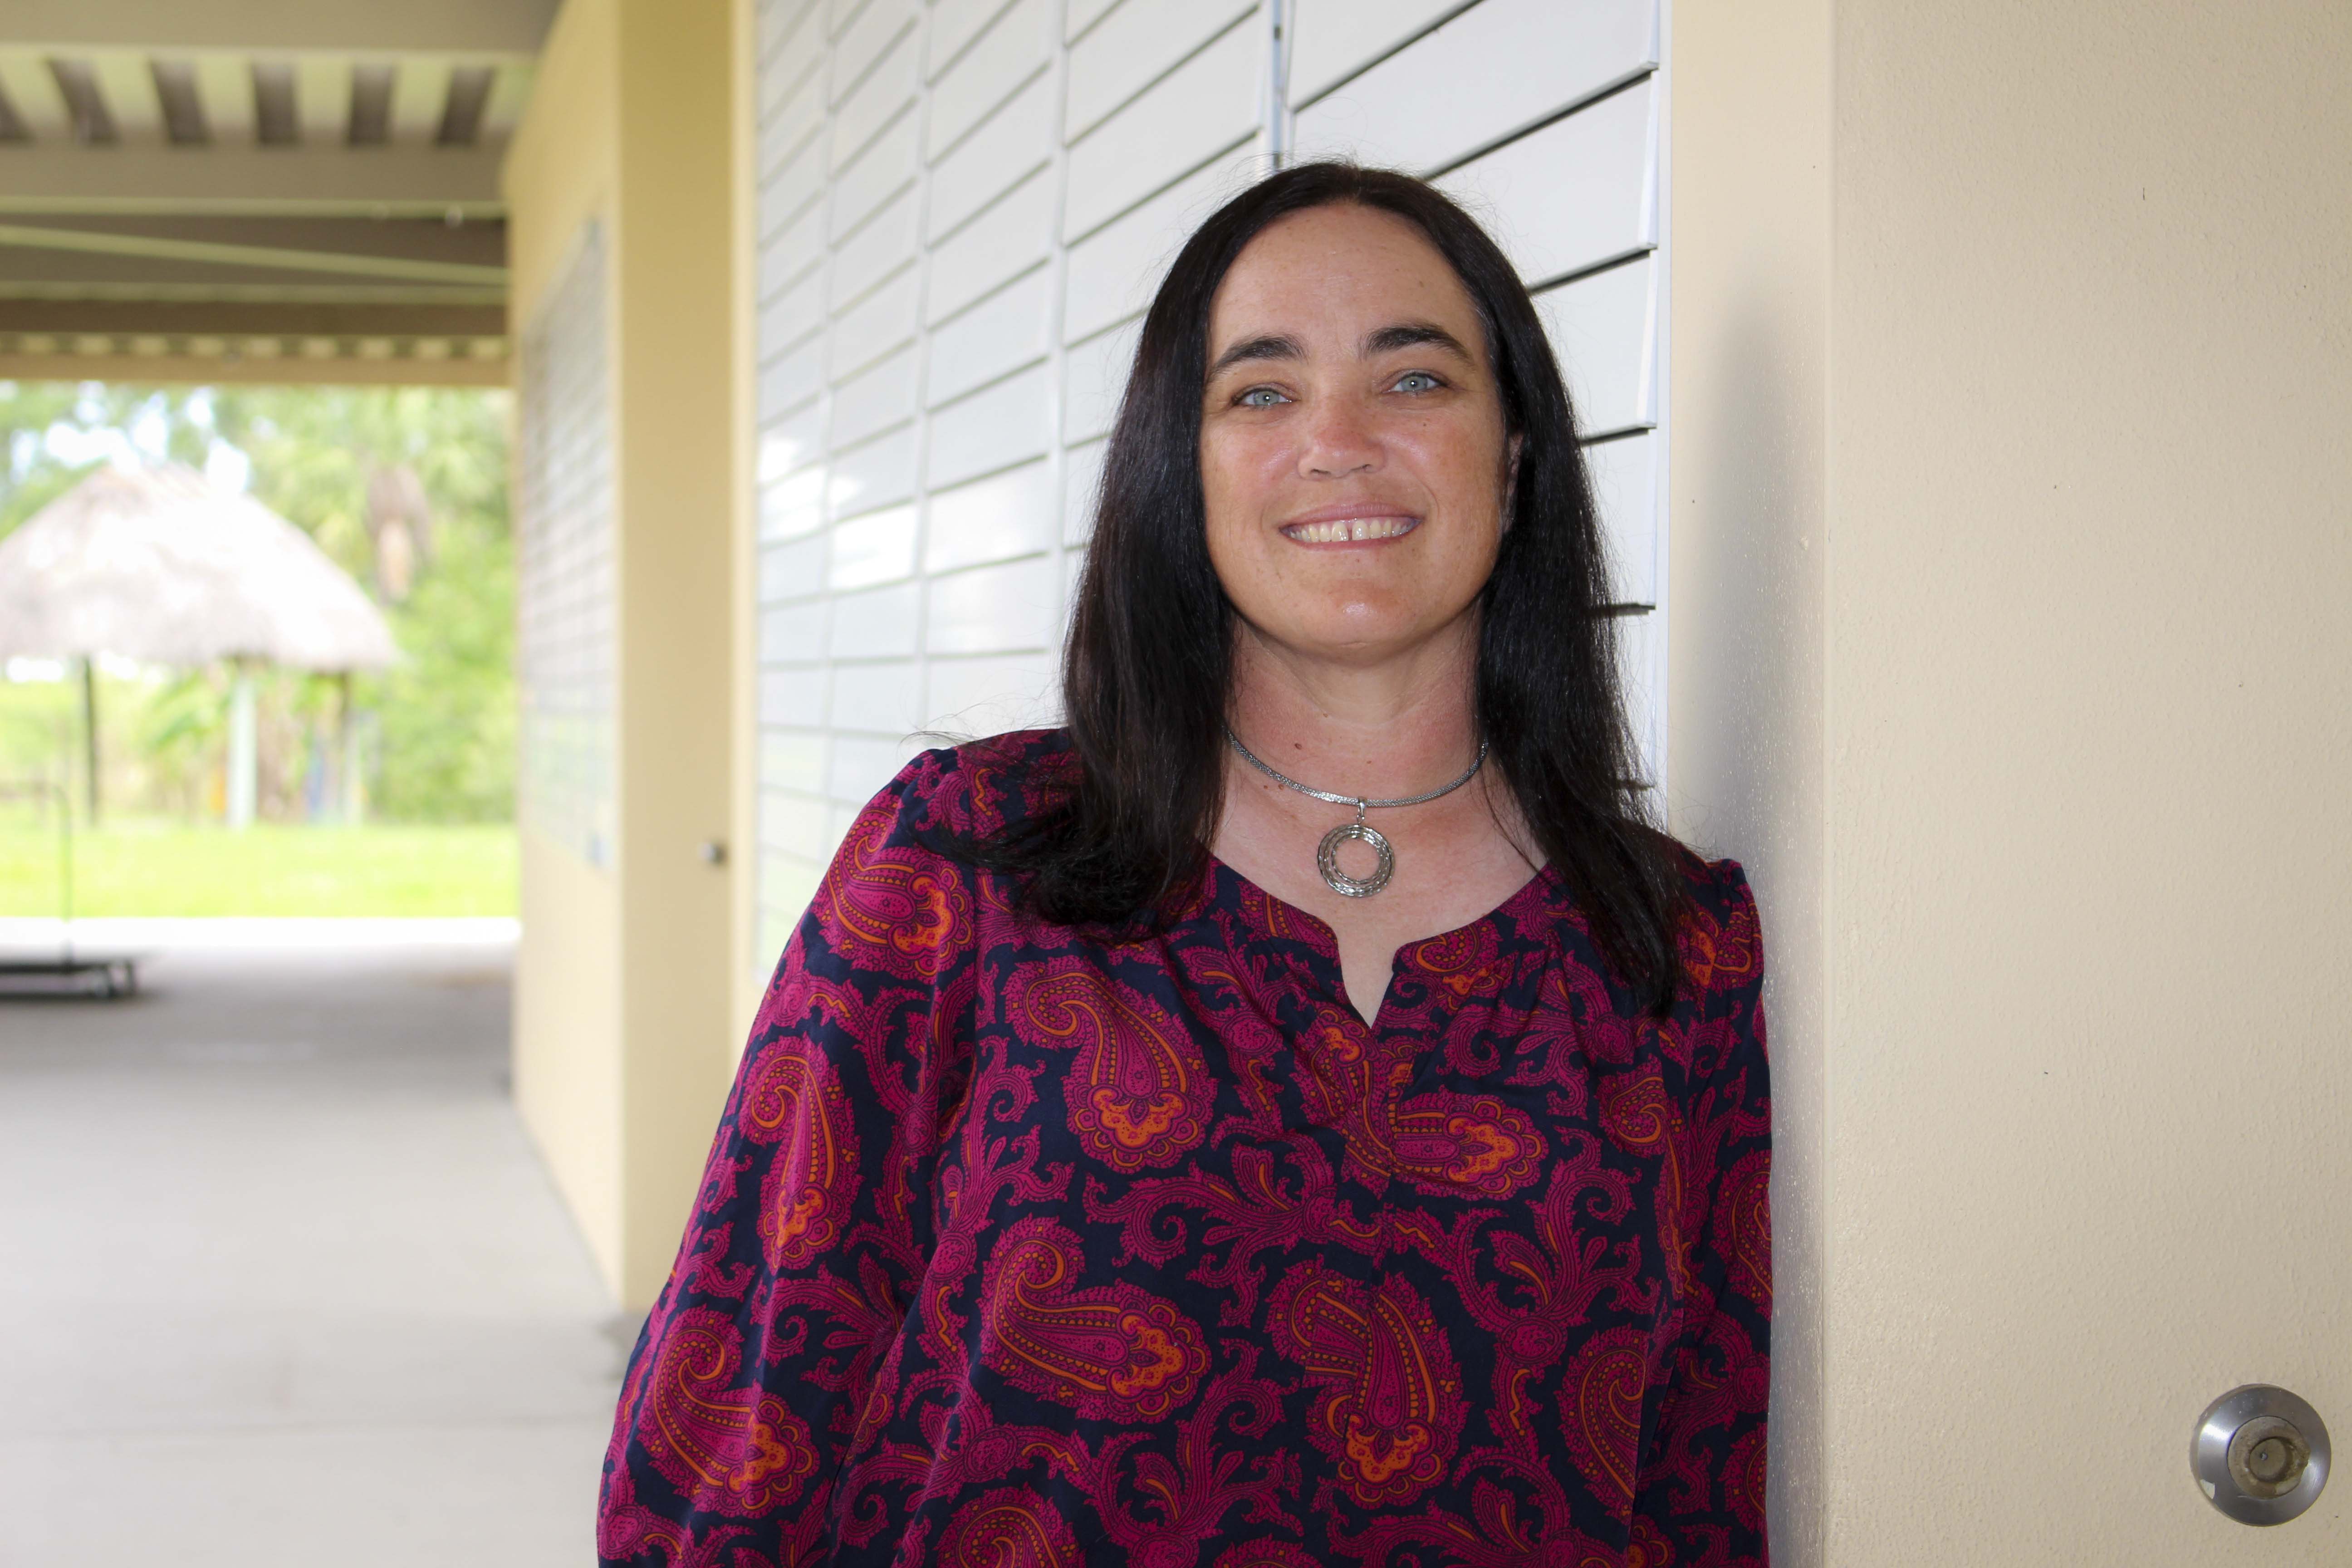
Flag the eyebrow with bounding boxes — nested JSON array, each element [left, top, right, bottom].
[[1362, 320, 1474, 361], [1206, 333, 1304, 378], [1205, 319, 1476, 380]]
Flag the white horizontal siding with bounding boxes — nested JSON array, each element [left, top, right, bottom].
[[1062, 155, 1238, 343], [926, 459, 1057, 573], [1064, 0, 1256, 144], [927, 170, 1053, 322], [1287, 0, 1463, 106], [1435, 75, 1656, 286], [926, 268, 1052, 407], [827, 425, 916, 519], [929, 0, 1052, 156], [1533, 254, 1657, 436], [1291, 0, 1656, 175], [928, 69, 1054, 236], [1063, 19, 1260, 240]]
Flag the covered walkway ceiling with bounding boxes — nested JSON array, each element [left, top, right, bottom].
[[0, 0, 557, 385]]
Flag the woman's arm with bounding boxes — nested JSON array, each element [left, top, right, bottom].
[[1633, 863, 1774, 1564], [597, 764, 974, 1564]]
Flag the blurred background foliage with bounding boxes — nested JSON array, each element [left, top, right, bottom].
[[0, 380, 514, 828]]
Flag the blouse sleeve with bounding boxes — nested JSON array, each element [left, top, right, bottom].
[[597, 759, 975, 1564], [1632, 861, 1774, 1564]]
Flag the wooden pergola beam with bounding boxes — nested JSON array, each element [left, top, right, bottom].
[[1, 0, 559, 56], [0, 349, 509, 387], [0, 299, 505, 338], [0, 146, 505, 213]]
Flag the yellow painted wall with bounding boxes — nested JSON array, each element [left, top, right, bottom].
[[506, 0, 738, 1309], [728, 0, 767, 1045], [610, 0, 738, 1311], [1672, 0, 2350, 1560], [506, 0, 624, 1292], [515, 828, 624, 1283]]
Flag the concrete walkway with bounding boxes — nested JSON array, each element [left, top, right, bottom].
[[0, 931, 620, 1565]]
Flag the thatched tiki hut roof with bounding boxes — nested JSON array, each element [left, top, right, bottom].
[[0, 463, 397, 829], [0, 463, 397, 671]]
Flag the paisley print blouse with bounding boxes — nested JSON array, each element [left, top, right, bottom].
[[599, 731, 1771, 1568]]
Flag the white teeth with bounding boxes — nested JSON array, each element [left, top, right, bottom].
[[1285, 516, 1416, 543]]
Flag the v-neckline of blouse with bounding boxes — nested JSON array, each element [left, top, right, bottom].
[[1200, 849, 1563, 1032]]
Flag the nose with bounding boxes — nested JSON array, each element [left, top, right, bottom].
[[1296, 394, 1381, 480]]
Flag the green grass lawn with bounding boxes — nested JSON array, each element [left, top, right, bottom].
[[0, 820, 517, 918]]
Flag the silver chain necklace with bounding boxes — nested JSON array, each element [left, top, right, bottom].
[[1223, 725, 1490, 898]]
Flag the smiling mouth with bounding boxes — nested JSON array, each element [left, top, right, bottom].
[[1280, 516, 1421, 544]]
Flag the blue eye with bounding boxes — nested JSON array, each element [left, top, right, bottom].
[[1238, 387, 1288, 408], [1393, 372, 1441, 393]]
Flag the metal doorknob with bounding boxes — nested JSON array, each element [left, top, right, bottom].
[[2192, 1385, 2330, 1525]]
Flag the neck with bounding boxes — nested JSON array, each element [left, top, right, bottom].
[[1225, 614, 1483, 800]]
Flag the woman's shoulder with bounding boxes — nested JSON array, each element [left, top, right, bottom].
[[872, 726, 1076, 847], [1565, 824, 1762, 1004], [1661, 837, 1766, 1005]]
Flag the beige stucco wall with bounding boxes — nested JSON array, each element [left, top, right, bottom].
[[1676, 0, 2349, 1559], [506, 0, 738, 1309], [1664, 3, 1832, 1561], [1823, 0, 2348, 1558]]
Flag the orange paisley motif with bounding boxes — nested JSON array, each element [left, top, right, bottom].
[[1388, 1091, 1547, 1198], [1404, 924, 1512, 1002], [1012, 964, 1211, 1172], [977, 1217, 1209, 1421], [1627, 1514, 1677, 1568], [1600, 1068, 1690, 1279], [636, 1307, 818, 1517], [740, 1038, 858, 1271], [941, 1486, 1077, 1568], [1295, 1008, 1547, 1199], [1678, 887, 1761, 994], [1269, 1264, 1465, 1507], [821, 803, 971, 979]]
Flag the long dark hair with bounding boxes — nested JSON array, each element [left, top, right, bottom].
[[969, 161, 1685, 1011]]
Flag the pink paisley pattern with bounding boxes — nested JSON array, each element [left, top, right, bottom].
[[978, 1216, 1210, 1421], [941, 1485, 1077, 1568], [740, 1036, 857, 1271], [630, 1307, 820, 1518], [1010, 961, 1212, 1171], [601, 731, 1771, 1566], [1270, 1264, 1467, 1508]]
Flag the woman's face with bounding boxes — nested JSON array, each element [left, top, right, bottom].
[[1199, 202, 1514, 672]]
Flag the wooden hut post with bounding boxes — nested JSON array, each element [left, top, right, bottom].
[[336, 670, 363, 825], [79, 656, 100, 826], [226, 659, 259, 830]]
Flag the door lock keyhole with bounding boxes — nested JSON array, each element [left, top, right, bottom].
[[2194, 1385, 2330, 1525], [2229, 1417, 2310, 1498]]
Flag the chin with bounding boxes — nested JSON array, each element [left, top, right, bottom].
[[1274, 604, 1448, 661]]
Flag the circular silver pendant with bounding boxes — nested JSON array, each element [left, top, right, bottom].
[[1316, 821, 1394, 898]]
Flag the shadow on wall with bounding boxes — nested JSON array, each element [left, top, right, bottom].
[[1670, 288, 1828, 1568]]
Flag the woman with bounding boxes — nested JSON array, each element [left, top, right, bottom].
[[600, 162, 1770, 1567]]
